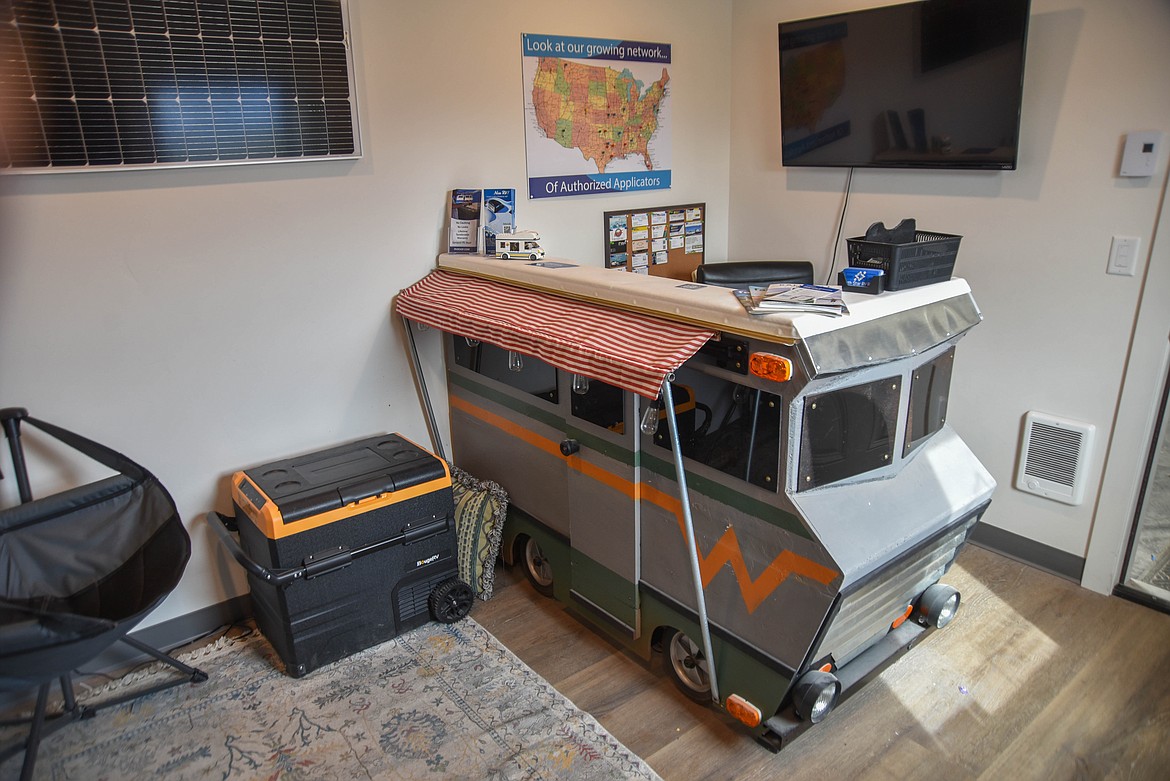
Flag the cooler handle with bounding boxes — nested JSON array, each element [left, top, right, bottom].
[[337, 473, 397, 505], [205, 511, 454, 587], [205, 511, 305, 586], [402, 516, 449, 545]]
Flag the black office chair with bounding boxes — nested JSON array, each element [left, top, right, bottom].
[[693, 260, 815, 287], [0, 408, 207, 781]]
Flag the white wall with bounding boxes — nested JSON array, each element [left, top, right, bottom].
[[0, 0, 733, 626], [728, 0, 1170, 584], [2, 0, 1165, 632], [1085, 163, 1170, 591]]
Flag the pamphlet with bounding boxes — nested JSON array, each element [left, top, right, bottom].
[[482, 188, 515, 256], [448, 189, 481, 254]]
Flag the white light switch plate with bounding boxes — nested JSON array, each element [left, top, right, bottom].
[[1107, 236, 1140, 276]]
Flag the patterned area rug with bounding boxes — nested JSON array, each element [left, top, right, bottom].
[[4, 619, 661, 781]]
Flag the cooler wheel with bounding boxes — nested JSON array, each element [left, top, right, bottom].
[[429, 578, 474, 623]]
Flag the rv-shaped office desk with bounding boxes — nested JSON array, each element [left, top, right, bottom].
[[397, 254, 995, 750]]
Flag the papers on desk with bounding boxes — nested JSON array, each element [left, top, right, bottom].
[[732, 283, 849, 317]]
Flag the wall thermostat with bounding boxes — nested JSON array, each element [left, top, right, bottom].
[[1120, 131, 1163, 177]]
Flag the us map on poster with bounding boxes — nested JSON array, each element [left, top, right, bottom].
[[522, 33, 672, 199]]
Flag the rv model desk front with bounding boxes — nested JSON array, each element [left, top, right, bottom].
[[398, 252, 995, 751]]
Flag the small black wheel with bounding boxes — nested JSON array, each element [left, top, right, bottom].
[[521, 536, 554, 597], [665, 628, 711, 702], [429, 578, 474, 623], [529, 253, 537, 260]]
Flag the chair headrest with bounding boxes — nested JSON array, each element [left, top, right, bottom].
[[693, 261, 814, 288]]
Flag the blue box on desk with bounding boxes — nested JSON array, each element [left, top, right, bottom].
[[839, 267, 886, 295]]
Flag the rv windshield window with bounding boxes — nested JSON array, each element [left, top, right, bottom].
[[904, 348, 954, 456], [798, 377, 900, 490]]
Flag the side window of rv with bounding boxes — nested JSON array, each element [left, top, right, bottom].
[[904, 348, 954, 456], [451, 338, 559, 404], [570, 377, 626, 432], [798, 376, 900, 490], [651, 371, 781, 492]]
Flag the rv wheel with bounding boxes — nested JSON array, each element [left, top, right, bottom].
[[529, 253, 537, 260], [521, 536, 554, 597], [429, 578, 474, 623], [666, 628, 711, 702]]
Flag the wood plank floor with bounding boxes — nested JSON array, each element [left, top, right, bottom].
[[472, 544, 1170, 781]]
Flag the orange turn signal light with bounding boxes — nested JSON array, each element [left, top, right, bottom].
[[749, 353, 793, 383], [891, 603, 914, 629], [819, 662, 834, 673], [726, 694, 762, 728]]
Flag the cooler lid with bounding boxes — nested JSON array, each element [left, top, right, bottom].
[[243, 434, 445, 523]]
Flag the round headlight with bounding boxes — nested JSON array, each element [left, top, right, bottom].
[[918, 583, 961, 629], [792, 670, 841, 723]]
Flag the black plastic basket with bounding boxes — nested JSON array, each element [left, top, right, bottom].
[[845, 230, 961, 290]]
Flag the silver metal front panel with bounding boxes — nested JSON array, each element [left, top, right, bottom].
[[812, 515, 977, 667], [799, 293, 982, 378]]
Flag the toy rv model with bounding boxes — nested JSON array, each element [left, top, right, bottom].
[[494, 230, 544, 260], [397, 254, 995, 750]]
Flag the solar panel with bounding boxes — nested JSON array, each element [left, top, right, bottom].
[[0, 0, 360, 171]]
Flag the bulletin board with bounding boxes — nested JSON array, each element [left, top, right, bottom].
[[603, 202, 705, 281]]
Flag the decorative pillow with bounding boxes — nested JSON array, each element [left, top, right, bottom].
[[449, 465, 509, 601]]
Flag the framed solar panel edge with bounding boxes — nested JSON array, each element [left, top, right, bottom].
[[0, 0, 363, 175]]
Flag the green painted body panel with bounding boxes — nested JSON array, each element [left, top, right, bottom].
[[501, 510, 794, 728], [569, 549, 638, 631], [502, 507, 573, 605], [637, 588, 794, 728]]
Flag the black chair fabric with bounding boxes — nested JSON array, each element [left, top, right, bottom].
[[693, 260, 815, 287], [0, 411, 201, 780]]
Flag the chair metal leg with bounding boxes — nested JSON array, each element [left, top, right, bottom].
[[59, 673, 80, 715], [77, 636, 209, 714], [18, 682, 50, 781], [0, 641, 209, 777], [0, 675, 91, 778], [120, 635, 208, 681]]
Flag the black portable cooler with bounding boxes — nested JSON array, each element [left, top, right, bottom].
[[208, 434, 472, 677]]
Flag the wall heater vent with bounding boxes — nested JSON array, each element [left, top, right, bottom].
[[1016, 412, 1095, 505]]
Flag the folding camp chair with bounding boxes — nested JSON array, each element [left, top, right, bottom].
[[0, 408, 207, 781]]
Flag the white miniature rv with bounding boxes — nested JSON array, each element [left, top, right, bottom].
[[397, 254, 995, 750], [494, 230, 545, 260]]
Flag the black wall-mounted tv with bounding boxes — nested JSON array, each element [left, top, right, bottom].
[[779, 0, 1031, 170]]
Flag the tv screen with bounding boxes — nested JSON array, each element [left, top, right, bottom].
[[778, 0, 1031, 170]]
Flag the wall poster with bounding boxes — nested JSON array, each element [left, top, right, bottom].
[[522, 33, 672, 199]]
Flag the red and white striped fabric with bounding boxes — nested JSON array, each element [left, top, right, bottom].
[[397, 270, 715, 399]]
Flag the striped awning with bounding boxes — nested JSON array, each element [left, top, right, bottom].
[[397, 270, 715, 399]]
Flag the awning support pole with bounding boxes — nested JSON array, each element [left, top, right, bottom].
[[402, 316, 447, 462], [661, 378, 720, 705]]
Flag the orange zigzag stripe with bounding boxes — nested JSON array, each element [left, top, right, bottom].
[[450, 394, 838, 613]]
